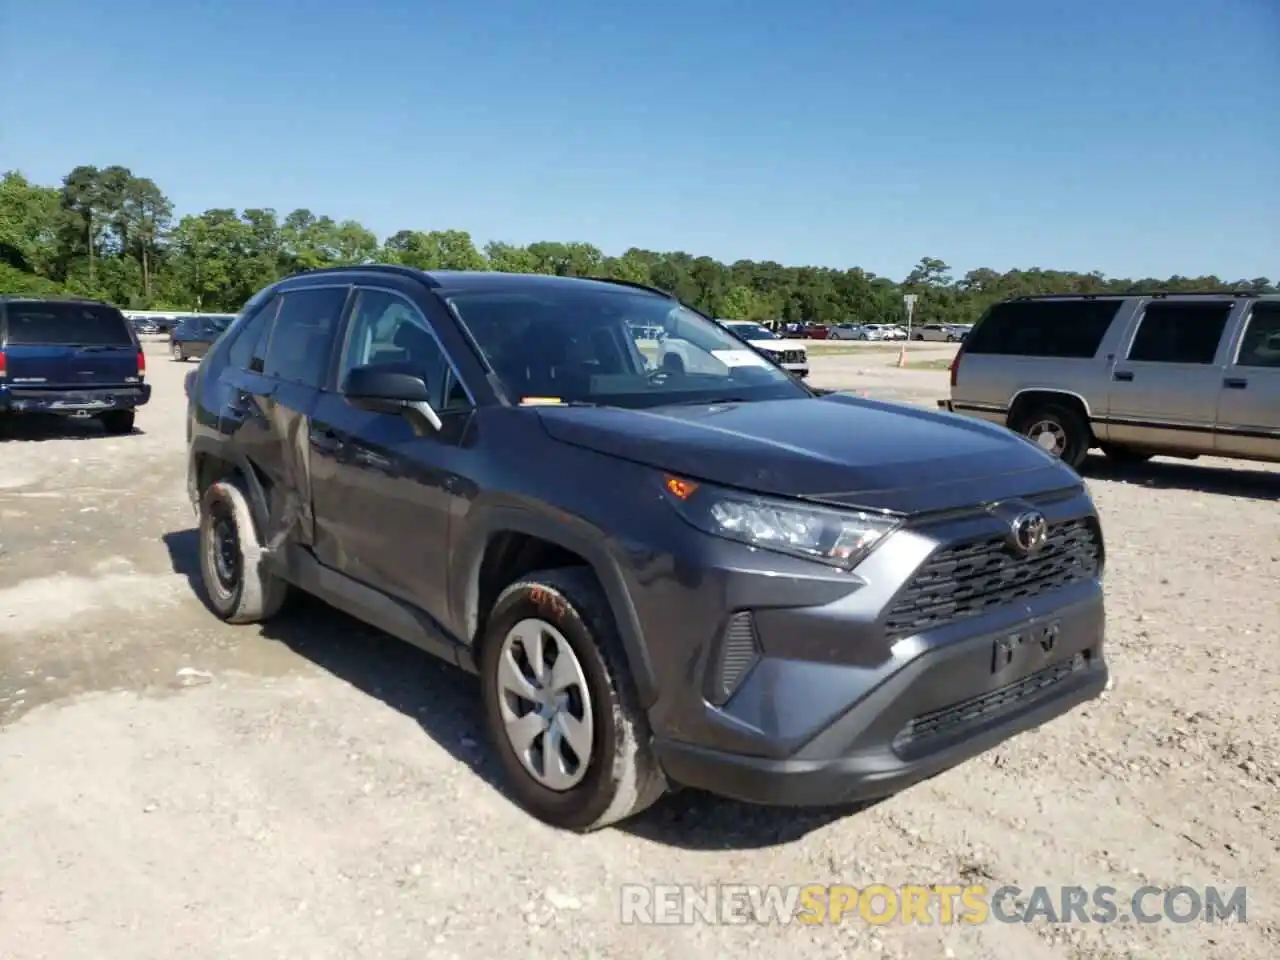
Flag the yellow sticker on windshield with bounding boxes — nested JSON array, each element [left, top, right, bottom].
[[520, 396, 563, 406]]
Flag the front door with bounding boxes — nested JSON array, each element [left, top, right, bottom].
[[1105, 299, 1237, 453], [309, 285, 476, 623]]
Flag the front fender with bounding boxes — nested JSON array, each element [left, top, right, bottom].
[[450, 501, 658, 709]]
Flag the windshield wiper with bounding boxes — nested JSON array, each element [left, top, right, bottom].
[[660, 396, 755, 406]]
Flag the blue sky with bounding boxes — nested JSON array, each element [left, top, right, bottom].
[[3, 0, 1277, 281]]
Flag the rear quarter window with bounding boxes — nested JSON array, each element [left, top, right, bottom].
[[3, 302, 135, 347], [964, 300, 1122, 359]]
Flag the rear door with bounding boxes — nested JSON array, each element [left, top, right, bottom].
[[2, 301, 140, 387], [1215, 300, 1280, 460], [952, 298, 1122, 429], [1105, 299, 1238, 453], [251, 284, 352, 549]]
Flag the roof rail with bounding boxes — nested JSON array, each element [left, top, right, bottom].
[[582, 276, 676, 299], [288, 263, 440, 286], [0, 293, 112, 304], [1011, 290, 1259, 301]]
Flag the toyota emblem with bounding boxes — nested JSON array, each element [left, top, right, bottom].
[[1009, 510, 1049, 555]]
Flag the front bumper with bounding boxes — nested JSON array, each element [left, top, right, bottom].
[[0, 384, 151, 415], [630, 485, 1106, 807], [656, 610, 1107, 806]]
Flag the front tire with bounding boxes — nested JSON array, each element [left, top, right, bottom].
[[198, 479, 289, 624], [479, 567, 666, 832], [1013, 404, 1092, 469]]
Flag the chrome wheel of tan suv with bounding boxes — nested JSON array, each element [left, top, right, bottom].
[[1027, 419, 1068, 457]]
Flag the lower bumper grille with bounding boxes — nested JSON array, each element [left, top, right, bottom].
[[898, 652, 1089, 745], [884, 517, 1102, 640]]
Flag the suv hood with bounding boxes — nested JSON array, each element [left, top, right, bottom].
[[535, 394, 1079, 515]]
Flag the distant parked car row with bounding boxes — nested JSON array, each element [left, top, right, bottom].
[[828, 323, 909, 341]]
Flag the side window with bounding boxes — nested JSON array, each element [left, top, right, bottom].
[[263, 287, 349, 387], [1127, 301, 1232, 365], [963, 300, 1121, 358], [1236, 302, 1280, 369], [226, 296, 280, 371], [339, 288, 468, 411]]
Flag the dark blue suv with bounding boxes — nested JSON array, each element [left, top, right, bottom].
[[184, 266, 1108, 832], [0, 296, 150, 436]]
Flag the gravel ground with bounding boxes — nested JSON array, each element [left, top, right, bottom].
[[1, 341, 1277, 959]]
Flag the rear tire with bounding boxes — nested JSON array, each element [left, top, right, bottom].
[[198, 478, 289, 624], [1012, 403, 1092, 469], [101, 410, 135, 435], [171, 343, 185, 361], [479, 567, 666, 832]]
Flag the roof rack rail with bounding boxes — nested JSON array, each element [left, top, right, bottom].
[[288, 263, 440, 286], [582, 276, 676, 299], [1012, 290, 1259, 301], [0, 293, 112, 304]]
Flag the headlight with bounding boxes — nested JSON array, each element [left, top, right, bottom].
[[662, 475, 901, 570]]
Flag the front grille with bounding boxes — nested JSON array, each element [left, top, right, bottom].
[[884, 518, 1102, 640], [897, 652, 1089, 746], [783, 350, 805, 363]]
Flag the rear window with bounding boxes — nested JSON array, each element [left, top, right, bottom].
[[3, 302, 135, 347], [964, 300, 1122, 359]]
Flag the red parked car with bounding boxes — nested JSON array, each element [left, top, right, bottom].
[[800, 323, 829, 340]]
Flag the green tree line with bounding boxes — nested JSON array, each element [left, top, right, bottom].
[[2, 165, 1274, 324]]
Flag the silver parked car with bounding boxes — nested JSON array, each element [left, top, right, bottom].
[[912, 323, 968, 342], [939, 293, 1280, 468], [828, 323, 863, 340]]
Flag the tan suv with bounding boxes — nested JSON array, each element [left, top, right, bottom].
[[938, 293, 1280, 468]]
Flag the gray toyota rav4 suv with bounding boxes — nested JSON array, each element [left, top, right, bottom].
[[184, 266, 1108, 831]]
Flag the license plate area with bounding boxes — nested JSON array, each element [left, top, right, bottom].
[[992, 618, 1061, 675], [49, 399, 111, 410]]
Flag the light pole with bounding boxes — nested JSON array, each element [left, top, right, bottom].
[[896, 294, 917, 367]]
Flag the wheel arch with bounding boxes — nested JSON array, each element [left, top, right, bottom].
[[454, 505, 658, 709], [1008, 387, 1094, 426], [189, 436, 273, 543]]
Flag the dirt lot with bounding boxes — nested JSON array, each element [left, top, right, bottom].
[[1, 341, 1277, 959]]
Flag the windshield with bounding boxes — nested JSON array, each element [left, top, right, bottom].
[[4, 302, 134, 347], [724, 321, 778, 341], [445, 286, 808, 408]]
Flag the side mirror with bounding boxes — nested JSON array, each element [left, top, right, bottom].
[[341, 363, 442, 431]]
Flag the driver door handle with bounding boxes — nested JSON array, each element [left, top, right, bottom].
[[1113, 370, 1134, 382], [1223, 377, 1248, 389]]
